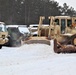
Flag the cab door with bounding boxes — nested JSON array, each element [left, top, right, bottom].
[[61, 19, 66, 34]]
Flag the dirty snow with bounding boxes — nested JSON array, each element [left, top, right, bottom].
[[0, 40, 76, 75]]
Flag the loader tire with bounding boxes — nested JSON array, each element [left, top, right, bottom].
[[72, 37, 76, 46], [71, 34, 76, 46]]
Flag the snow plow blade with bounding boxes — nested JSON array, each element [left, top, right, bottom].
[[24, 37, 50, 45]]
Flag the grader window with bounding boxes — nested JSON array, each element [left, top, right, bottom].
[[55, 19, 59, 25], [67, 19, 72, 27]]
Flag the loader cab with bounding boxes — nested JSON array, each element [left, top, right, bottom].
[[54, 17, 66, 34], [54, 16, 72, 34], [55, 18, 66, 34]]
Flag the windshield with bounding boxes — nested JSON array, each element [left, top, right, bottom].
[[0, 27, 2, 31], [0, 25, 7, 32]]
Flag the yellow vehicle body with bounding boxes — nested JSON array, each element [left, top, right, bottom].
[[36, 16, 76, 44], [48, 16, 76, 41], [0, 32, 8, 44]]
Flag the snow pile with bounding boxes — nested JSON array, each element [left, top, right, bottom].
[[0, 41, 76, 75]]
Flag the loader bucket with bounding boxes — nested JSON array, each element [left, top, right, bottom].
[[54, 38, 76, 53]]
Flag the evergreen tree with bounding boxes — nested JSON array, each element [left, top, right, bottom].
[[0, 0, 76, 25]]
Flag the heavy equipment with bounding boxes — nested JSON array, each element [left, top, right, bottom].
[[25, 16, 76, 53], [34, 16, 76, 53]]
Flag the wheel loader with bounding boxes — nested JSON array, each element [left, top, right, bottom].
[[35, 16, 76, 53]]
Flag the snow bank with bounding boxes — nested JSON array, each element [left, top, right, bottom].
[[0, 41, 76, 75]]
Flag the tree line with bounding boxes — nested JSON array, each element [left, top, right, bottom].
[[0, 0, 76, 25]]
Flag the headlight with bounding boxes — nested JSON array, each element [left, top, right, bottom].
[[2, 35, 5, 39]]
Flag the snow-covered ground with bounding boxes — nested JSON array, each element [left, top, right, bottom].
[[0, 40, 76, 75]]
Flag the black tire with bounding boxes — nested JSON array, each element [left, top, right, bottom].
[[0, 45, 2, 49], [57, 52, 60, 54]]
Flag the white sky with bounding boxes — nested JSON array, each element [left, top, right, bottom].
[[56, 0, 76, 10]]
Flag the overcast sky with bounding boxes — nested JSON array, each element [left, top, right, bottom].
[[56, 0, 76, 10]]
